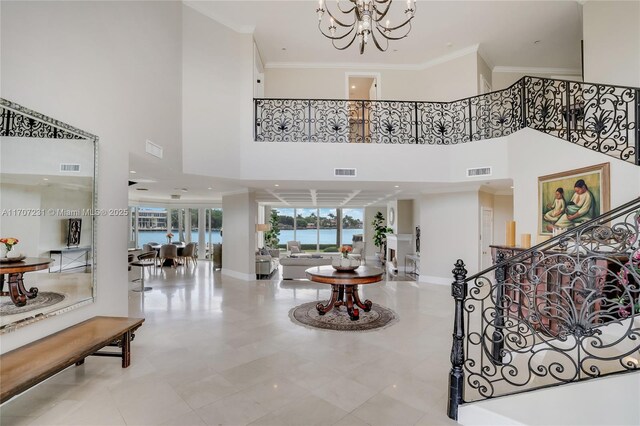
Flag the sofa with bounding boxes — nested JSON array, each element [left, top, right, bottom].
[[280, 255, 335, 280], [256, 253, 277, 279]]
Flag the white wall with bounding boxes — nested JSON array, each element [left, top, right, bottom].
[[364, 206, 383, 260], [420, 191, 481, 283], [221, 192, 257, 280], [264, 51, 479, 102], [492, 194, 514, 246], [182, 4, 253, 179], [459, 372, 640, 426], [583, 1, 640, 87], [491, 71, 582, 91], [0, 0, 182, 352], [508, 128, 640, 239]]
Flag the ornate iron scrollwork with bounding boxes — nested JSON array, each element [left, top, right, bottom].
[[453, 203, 640, 413], [254, 76, 638, 165]]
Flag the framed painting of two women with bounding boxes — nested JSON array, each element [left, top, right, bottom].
[[538, 163, 610, 235]]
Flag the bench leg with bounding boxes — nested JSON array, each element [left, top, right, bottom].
[[75, 359, 85, 366], [122, 330, 131, 368]]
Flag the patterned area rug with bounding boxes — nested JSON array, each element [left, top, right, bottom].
[[0, 292, 66, 315], [289, 301, 398, 332]]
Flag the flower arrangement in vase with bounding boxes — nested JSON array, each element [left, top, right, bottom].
[[166, 232, 174, 243], [332, 245, 360, 271], [0, 237, 20, 258]]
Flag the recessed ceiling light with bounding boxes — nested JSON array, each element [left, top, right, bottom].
[[274, 184, 280, 187], [394, 185, 399, 188], [129, 170, 137, 174], [510, 186, 514, 189], [351, 85, 356, 89], [446, 42, 453, 47], [207, 187, 213, 190], [43, 178, 49, 181], [181, 188, 188, 192]]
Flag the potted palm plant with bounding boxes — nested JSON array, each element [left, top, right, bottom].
[[372, 211, 392, 263]]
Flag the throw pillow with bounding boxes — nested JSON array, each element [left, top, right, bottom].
[[290, 246, 301, 253]]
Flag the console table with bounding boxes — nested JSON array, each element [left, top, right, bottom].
[[49, 246, 91, 273]]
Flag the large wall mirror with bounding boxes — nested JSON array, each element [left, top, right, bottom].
[[0, 99, 97, 333]]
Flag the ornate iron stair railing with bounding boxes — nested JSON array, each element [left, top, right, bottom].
[[254, 76, 640, 165], [447, 197, 640, 420]]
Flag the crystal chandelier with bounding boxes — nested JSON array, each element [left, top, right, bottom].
[[316, 0, 416, 54]]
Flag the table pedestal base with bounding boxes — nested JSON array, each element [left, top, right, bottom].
[[316, 284, 372, 321], [0, 273, 39, 307]]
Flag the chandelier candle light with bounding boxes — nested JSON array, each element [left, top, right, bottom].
[[317, 0, 416, 54]]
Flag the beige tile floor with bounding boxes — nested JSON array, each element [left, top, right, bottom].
[[0, 262, 458, 426]]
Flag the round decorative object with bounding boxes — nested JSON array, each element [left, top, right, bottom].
[[289, 301, 398, 332], [332, 265, 359, 272], [389, 207, 395, 226], [0, 291, 65, 315], [0, 255, 27, 263]]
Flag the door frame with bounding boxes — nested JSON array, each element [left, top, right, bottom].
[[479, 206, 494, 270], [345, 72, 382, 100]]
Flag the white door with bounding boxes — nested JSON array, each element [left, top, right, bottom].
[[480, 207, 494, 270]]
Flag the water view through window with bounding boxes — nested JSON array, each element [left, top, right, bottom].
[[274, 207, 364, 251]]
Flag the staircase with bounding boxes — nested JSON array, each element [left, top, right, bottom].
[[447, 197, 640, 420]]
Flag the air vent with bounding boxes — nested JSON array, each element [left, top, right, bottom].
[[145, 140, 163, 159], [170, 194, 181, 200], [136, 188, 149, 191], [467, 166, 492, 177], [334, 168, 357, 177], [60, 163, 80, 172]]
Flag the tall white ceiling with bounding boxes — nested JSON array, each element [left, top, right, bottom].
[[185, 0, 583, 70]]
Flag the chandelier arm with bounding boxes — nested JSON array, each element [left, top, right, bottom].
[[372, 1, 392, 21], [378, 16, 413, 32], [319, 22, 356, 40], [335, 0, 358, 15], [375, 21, 412, 41], [332, 32, 358, 50], [370, 27, 389, 52], [325, 6, 356, 28]]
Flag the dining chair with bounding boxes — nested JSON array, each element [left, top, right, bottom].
[[182, 242, 197, 267], [159, 244, 178, 268]]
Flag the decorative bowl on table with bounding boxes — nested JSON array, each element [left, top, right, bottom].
[[0, 254, 27, 263], [331, 257, 360, 272]]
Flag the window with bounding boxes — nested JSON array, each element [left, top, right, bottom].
[[341, 208, 364, 245]]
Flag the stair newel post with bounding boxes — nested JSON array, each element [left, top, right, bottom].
[[491, 251, 507, 364], [447, 259, 468, 420]]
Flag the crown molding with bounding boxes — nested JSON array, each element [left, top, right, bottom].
[[183, 1, 255, 34], [264, 44, 480, 71], [492, 66, 582, 75], [477, 45, 495, 71]]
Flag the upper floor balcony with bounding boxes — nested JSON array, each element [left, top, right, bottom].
[[255, 76, 640, 166]]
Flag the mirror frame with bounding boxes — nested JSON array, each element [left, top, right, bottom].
[[0, 98, 98, 333]]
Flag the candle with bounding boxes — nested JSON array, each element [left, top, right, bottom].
[[506, 221, 516, 247], [521, 233, 531, 249]]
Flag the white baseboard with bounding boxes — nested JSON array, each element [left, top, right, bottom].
[[221, 268, 254, 281], [419, 275, 451, 286]]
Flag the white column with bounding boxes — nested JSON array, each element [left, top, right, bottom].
[[198, 208, 206, 259], [184, 209, 191, 243], [221, 192, 257, 280]]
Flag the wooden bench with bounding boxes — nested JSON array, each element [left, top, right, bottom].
[[0, 316, 144, 404]]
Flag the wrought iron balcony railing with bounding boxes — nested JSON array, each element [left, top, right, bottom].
[[254, 76, 640, 165], [447, 197, 640, 420]]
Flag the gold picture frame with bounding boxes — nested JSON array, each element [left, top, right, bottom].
[[538, 162, 610, 236]]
